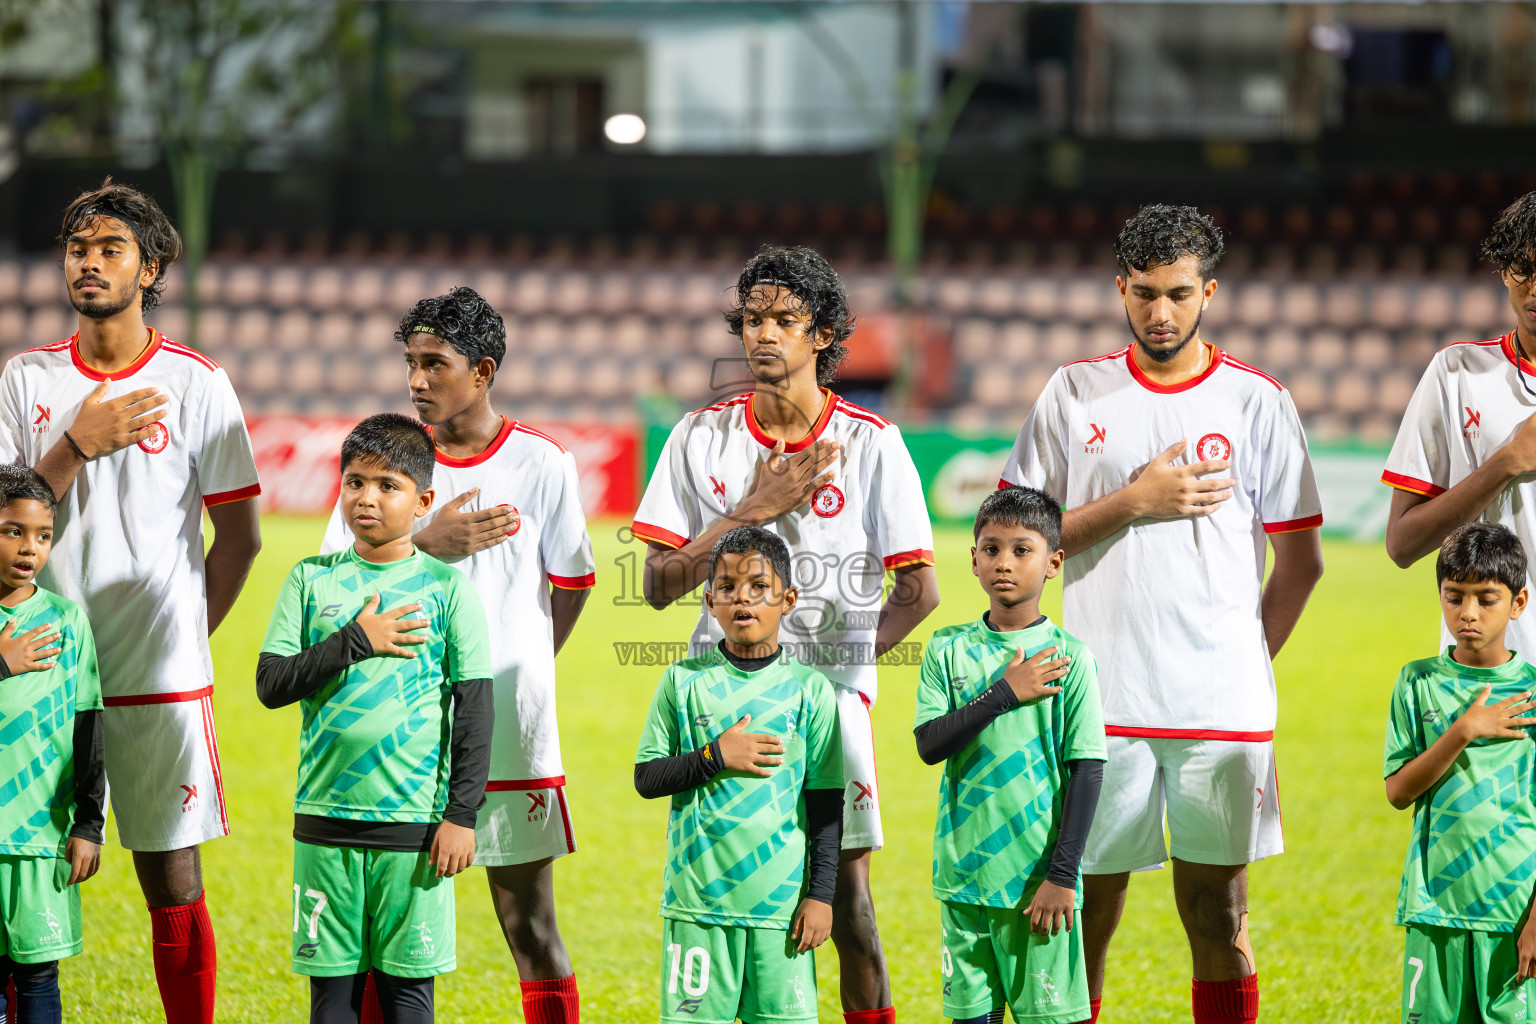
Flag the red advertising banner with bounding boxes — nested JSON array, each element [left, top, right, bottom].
[[247, 416, 639, 517]]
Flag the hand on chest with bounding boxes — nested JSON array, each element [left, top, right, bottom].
[[702, 449, 857, 525], [1069, 407, 1246, 495]]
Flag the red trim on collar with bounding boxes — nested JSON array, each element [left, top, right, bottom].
[[430, 416, 514, 468], [70, 329, 163, 382], [1125, 343, 1224, 395], [1500, 331, 1536, 374], [745, 388, 837, 453]]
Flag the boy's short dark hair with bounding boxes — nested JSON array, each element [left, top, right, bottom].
[[1480, 192, 1536, 279], [340, 413, 435, 491], [396, 286, 507, 383], [723, 246, 852, 386], [1437, 521, 1528, 595], [974, 485, 1062, 551], [0, 465, 57, 516], [58, 177, 182, 313], [709, 525, 794, 591], [1113, 204, 1225, 281]]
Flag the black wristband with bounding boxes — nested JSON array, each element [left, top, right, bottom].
[[62, 431, 89, 461]]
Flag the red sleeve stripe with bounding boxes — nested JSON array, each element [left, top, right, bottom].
[[1223, 356, 1285, 391], [486, 775, 566, 791], [883, 548, 936, 569], [997, 477, 1012, 490], [631, 521, 688, 549], [1381, 471, 1446, 498], [204, 483, 261, 508], [162, 341, 222, 372], [834, 398, 891, 428], [1262, 513, 1324, 535], [512, 423, 568, 454], [548, 571, 596, 590], [1106, 725, 1273, 742], [104, 684, 215, 707]]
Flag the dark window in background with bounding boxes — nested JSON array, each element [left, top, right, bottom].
[[1343, 28, 1453, 123], [526, 78, 603, 157]]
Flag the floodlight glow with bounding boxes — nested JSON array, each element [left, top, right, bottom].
[[604, 114, 646, 145]]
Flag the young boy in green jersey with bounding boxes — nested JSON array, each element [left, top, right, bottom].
[[1384, 520, 1536, 1023], [257, 413, 493, 1024], [914, 485, 1106, 1024], [635, 525, 844, 1024], [0, 465, 104, 1024]]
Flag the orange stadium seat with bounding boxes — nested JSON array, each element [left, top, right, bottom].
[[273, 310, 314, 350], [0, 262, 20, 304], [1322, 285, 1364, 328], [1413, 284, 1456, 330], [1331, 371, 1372, 416], [22, 263, 60, 307], [996, 322, 1037, 362], [1456, 286, 1502, 334], [1233, 282, 1275, 328], [1308, 330, 1348, 371], [974, 277, 1016, 317], [1018, 279, 1057, 321], [26, 308, 66, 348], [954, 319, 996, 363], [1350, 329, 1393, 370]]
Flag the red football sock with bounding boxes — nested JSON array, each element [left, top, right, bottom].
[[1080, 996, 1102, 1023], [521, 975, 580, 1024], [844, 1009, 896, 1024], [362, 971, 383, 1024], [3, 978, 14, 1024], [1192, 974, 1259, 1024], [148, 894, 217, 1024]]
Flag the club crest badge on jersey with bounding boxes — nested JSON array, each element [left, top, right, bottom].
[[811, 483, 845, 518], [1195, 433, 1231, 462], [138, 421, 170, 454]]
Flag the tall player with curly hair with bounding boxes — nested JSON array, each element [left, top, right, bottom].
[[320, 286, 594, 1024], [1000, 205, 1324, 1024], [0, 179, 263, 1023], [632, 246, 939, 1024]]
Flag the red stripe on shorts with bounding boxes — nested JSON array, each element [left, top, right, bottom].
[[485, 776, 567, 791], [103, 685, 214, 707], [1105, 725, 1274, 742], [556, 788, 576, 854], [201, 696, 229, 835]]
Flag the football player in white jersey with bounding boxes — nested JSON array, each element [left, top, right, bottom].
[[1384, 193, 1536, 653], [632, 246, 940, 1024], [1000, 206, 1324, 1024], [0, 180, 261, 1024], [319, 287, 593, 1024]]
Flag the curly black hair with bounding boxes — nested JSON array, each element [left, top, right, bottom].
[[58, 177, 182, 313], [396, 286, 507, 384], [1113, 204, 1225, 280], [723, 245, 852, 386], [0, 464, 56, 516], [974, 485, 1061, 550], [1437, 520, 1528, 596], [1481, 192, 1536, 278]]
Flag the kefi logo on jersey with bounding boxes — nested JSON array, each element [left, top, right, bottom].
[[1195, 433, 1231, 462], [811, 483, 845, 518], [138, 421, 170, 454]]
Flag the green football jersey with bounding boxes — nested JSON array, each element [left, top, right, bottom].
[[1385, 648, 1536, 932], [635, 648, 842, 928], [261, 546, 491, 824], [915, 615, 1105, 909], [0, 585, 101, 857]]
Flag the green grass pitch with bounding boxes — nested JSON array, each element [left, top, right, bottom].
[[62, 517, 1426, 1022]]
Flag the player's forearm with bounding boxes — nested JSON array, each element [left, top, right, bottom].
[[642, 515, 743, 609], [255, 624, 372, 708], [913, 681, 1017, 765], [549, 586, 590, 656], [875, 564, 939, 656], [633, 744, 723, 798], [1261, 529, 1324, 659], [1061, 488, 1143, 559], [444, 678, 494, 828], [204, 499, 261, 635], [802, 787, 843, 905], [1045, 759, 1104, 888], [33, 437, 89, 504], [69, 708, 107, 844], [1385, 724, 1473, 809], [1386, 457, 1521, 568]]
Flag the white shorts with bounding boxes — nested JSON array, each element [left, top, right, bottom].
[[102, 690, 229, 852], [838, 687, 882, 852], [1080, 734, 1282, 875], [472, 779, 576, 868]]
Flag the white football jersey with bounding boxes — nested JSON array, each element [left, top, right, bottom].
[[1001, 344, 1322, 736], [1384, 331, 1536, 655], [0, 331, 261, 701], [632, 388, 935, 701], [322, 416, 595, 784]]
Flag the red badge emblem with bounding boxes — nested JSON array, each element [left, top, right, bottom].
[[497, 503, 521, 536], [1195, 433, 1231, 462], [811, 484, 845, 518], [138, 421, 169, 454]]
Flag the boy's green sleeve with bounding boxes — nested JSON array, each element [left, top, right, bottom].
[[444, 572, 492, 682], [912, 638, 951, 730], [636, 667, 682, 763], [260, 565, 308, 657], [1384, 667, 1422, 779], [805, 675, 844, 791], [1059, 640, 1107, 762], [70, 605, 102, 713]]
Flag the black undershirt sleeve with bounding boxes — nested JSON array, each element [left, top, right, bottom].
[[1045, 759, 1105, 889], [256, 623, 373, 709], [802, 787, 843, 905], [634, 742, 724, 799], [69, 708, 107, 844], [443, 678, 494, 829], [913, 681, 1019, 765]]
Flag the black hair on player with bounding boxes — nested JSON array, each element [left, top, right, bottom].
[[709, 525, 794, 591], [1437, 521, 1528, 596], [340, 413, 435, 492], [0, 465, 56, 517], [1113, 204, 1225, 281], [973, 485, 1062, 551], [58, 177, 182, 313], [396, 286, 507, 383], [1481, 192, 1536, 279], [723, 245, 852, 386]]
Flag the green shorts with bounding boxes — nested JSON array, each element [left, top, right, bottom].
[[0, 854, 81, 964], [291, 841, 455, 979], [941, 900, 1089, 1024], [659, 917, 817, 1024], [1402, 924, 1532, 1024]]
